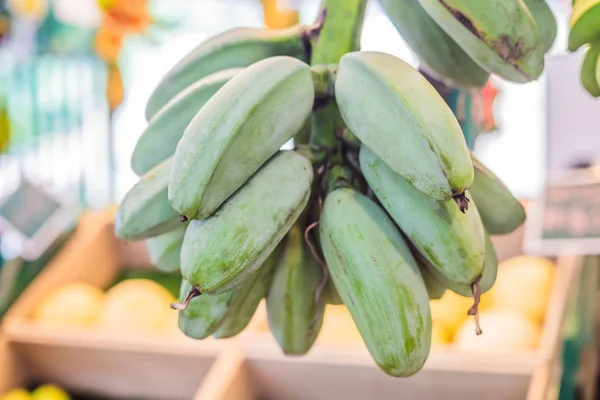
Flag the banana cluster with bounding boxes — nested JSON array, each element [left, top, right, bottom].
[[116, 8, 530, 378], [568, 0, 600, 97]]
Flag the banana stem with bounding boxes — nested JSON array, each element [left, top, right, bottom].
[[311, 64, 337, 98]]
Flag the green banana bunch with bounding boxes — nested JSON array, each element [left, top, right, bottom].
[[180, 150, 313, 294], [568, 0, 600, 52], [145, 24, 314, 119], [115, 157, 181, 241], [169, 56, 315, 221], [580, 41, 600, 97], [266, 223, 325, 355], [132, 68, 243, 176], [145, 223, 188, 272], [416, 259, 447, 300], [378, 0, 490, 88], [335, 51, 474, 206], [522, 0, 558, 54], [320, 187, 432, 377], [418, 0, 544, 83], [469, 154, 526, 235], [213, 244, 281, 339], [360, 145, 485, 290]]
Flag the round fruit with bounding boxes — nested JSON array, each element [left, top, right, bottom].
[[32, 283, 104, 328], [454, 309, 541, 352], [98, 279, 176, 334], [490, 255, 555, 324], [31, 385, 70, 400], [0, 388, 32, 400]]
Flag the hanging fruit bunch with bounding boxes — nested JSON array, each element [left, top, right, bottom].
[[95, 0, 152, 113], [116, 0, 552, 378], [568, 0, 600, 97]]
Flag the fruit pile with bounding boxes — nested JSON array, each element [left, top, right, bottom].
[[115, 0, 555, 377], [31, 279, 180, 336], [1, 385, 70, 400], [568, 0, 600, 97]]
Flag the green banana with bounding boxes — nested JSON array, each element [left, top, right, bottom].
[[418, 0, 544, 83], [417, 261, 447, 300], [522, 0, 558, 53], [335, 51, 473, 205], [325, 279, 344, 305], [421, 229, 498, 297], [213, 243, 282, 339], [320, 187, 432, 377], [177, 280, 233, 340], [169, 56, 315, 220], [469, 154, 526, 234], [145, 25, 311, 119], [568, 0, 600, 52], [132, 68, 243, 176], [115, 157, 181, 241], [379, 0, 490, 88], [145, 223, 187, 272], [580, 42, 600, 97], [180, 151, 313, 294], [360, 145, 484, 289], [266, 224, 325, 355]]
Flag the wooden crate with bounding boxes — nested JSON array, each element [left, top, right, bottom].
[[0, 211, 227, 400], [0, 209, 582, 400]]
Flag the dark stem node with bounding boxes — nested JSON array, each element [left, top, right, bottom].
[[170, 286, 202, 311], [453, 192, 470, 214]]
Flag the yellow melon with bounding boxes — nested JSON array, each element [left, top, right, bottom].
[[32, 283, 104, 328]]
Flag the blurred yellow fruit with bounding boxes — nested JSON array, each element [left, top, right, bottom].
[[319, 305, 362, 342], [431, 322, 451, 348], [32, 283, 104, 328], [31, 385, 70, 400], [99, 279, 176, 334], [430, 291, 473, 333], [491, 255, 555, 324], [454, 309, 541, 352], [0, 389, 31, 400]]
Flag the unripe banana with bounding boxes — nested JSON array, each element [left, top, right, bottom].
[[580, 41, 600, 97], [325, 279, 343, 305], [169, 56, 315, 220], [132, 68, 243, 176], [115, 158, 181, 241], [213, 244, 282, 339], [379, 0, 490, 88], [145, 25, 311, 119], [180, 151, 313, 294], [335, 51, 473, 204], [266, 224, 325, 355], [320, 188, 432, 377], [145, 223, 187, 272], [418, 0, 544, 83], [421, 229, 498, 297], [522, 0, 558, 53], [568, 0, 600, 52], [469, 154, 526, 234], [417, 261, 447, 300], [360, 145, 485, 288], [177, 280, 233, 339]]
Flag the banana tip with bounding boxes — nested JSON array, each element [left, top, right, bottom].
[[453, 193, 470, 213]]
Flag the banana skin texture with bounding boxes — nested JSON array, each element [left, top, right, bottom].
[[360, 145, 485, 288], [115, 157, 181, 241], [145, 25, 308, 119], [132, 68, 243, 176], [379, 0, 490, 88], [522, 0, 558, 54], [266, 224, 325, 355], [213, 244, 282, 339], [469, 154, 526, 235], [180, 151, 313, 295], [580, 41, 600, 97], [169, 56, 315, 220], [320, 188, 432, 377], [418, 0, 544, 83], [335, 51, 473, 202]]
